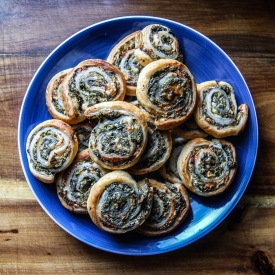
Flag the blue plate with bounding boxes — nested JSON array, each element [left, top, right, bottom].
[[18, 16, 258, 255]]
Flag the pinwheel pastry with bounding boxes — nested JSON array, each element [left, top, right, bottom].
[[87, 171, 153, 234], [84, 101, 148, 170], [177, 138, 237, 196], [158, 138, 186, 184], [136, 179, 190, 236], [172, 115, 208, 140], [194, 81, 249, 138], [56, 149, 109, 213], [134, 24, 183, 66], [72, 122, 94, 152], [127, 109, 173, 175], [26, 119, 78, 183], [45, 69, 85, 124], [61, 59, 126, 121], [107, 31, 144, 96], [136, 59, 197, 130]]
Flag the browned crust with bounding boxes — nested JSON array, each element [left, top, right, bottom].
[[107, 31, 142, 96], [106, 31, 141, 64], [136, 59, 197, 130], [26, 119, 78, 184], [158, 138, 186, 184], [134, 24, 180, 64], [135, 179, 190, 236], [84, 101, 148, 170], [61, 59, 127, 119], [194, 81, 249, 138], [56, 149, 91, 213], [127, 119, 173, 175], [87, 171, 151, 234], [177, 138, 237, 196], [45, 69, 86, 124]]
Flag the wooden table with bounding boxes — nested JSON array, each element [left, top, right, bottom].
[[1, 0, 275, 274]]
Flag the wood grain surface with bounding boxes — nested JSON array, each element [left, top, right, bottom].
[[1, 0, 275, 274]]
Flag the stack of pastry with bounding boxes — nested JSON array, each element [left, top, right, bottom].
[[26, 23, 249, 236]]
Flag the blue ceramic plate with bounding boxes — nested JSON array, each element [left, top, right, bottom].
[[18, 16, 258, 255]]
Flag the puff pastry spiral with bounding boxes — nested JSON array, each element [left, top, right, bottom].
[[135, 24, 182, 66], [26, 119, 78, 183], [194, 81, 248, 138], [177, 138, 237, 196], [87, 171, 153, 234], [56, 149, 109, 213], [107, 31, 144, 96], [136, 59, 197, 130], [84, 101, 148, 170], [62, 59, 126, 121], [136, 179, 190, 236], [46, 69, 85, 124]]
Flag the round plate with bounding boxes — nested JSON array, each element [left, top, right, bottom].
[[18, 16, 258, 255]]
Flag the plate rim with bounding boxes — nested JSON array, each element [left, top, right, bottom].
[[17, 15, 259, 256]]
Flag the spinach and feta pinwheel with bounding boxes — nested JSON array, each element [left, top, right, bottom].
[[56, 149, 109, 213], [45, 69, 85, 124], [87, 171, 153, 234], [72, 122, 94, 152], [26, 119, 78, 183], [194, 81, 249, 138], [134, 24, 183, 66], [107, 31, 144, 96], [61, 59, 126, 121], [158, 138, 186, 184], [177, 138, 237, 196], [127, 111, 173, 175], [172, 115, 208, 140], [84, 101, 148, 170], [136, 59, 197, 130], [136, 179, 190, 236]]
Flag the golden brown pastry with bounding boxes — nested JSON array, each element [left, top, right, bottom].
[[194, 81, 249, 138], [84, 101, 148, 170], [72, 121, 94, 152], [134, 24, 182, 66], [45, 69, 85, 124], [61, 59, 126, 121], [158, 138, 186, 184], [87, 171, 153, 234], [56, 149, 109, 213], [106, 31, 144, 96], [26, 119, 78, 183], [136, 179, 190, 236], [172, 115, 208, 140], [177, 138, 237, 196], [136, 59, 197, 130], [127, 112, 173, 175]]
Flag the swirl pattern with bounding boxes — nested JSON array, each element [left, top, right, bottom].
[[177, 138, 237, 196], [194, 81, 249, 138], [87, 171, 153, 234], [62, 59, 126, 121], [158, 138, 186, 184], [107, 31, 144, 96], [136, 179, 190, 236], [26, 119, 78, 183], [84, 101, 148, 170], [127, 117, 172, 175], [45, 69, 85, 124], [136, 59, 197, 130], [135, 24, 182, 65], [72, 122, 94, 152], [56, 149, 109, 213]]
